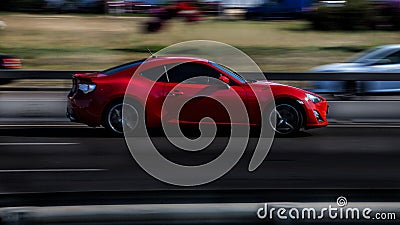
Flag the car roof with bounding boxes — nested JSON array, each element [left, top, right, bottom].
[[377, 44, 400, 51], [144, 56, 210, 64], [100, 57, 212, 75]]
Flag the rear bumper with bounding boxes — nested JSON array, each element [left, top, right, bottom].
[[66, 106, 77, 122], [66, 97, 102, 127]]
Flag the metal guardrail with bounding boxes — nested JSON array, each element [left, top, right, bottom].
[[2, 70, 400, 81], [0, 70, 95, 80]]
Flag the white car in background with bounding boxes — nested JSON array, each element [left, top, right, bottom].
[[0, 21, 6, 29], [311, 44, 400, 94]]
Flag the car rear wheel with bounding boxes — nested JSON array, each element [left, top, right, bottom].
[[104, 102, 142, 136], [269, 102, 303, 136]]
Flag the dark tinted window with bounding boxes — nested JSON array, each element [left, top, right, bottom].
[[101, 59, 145, 76], [140, 65, 168, 82], [385, 51, 400, 64], [210, 62, 246, 83], [167, 63, 221, 84]]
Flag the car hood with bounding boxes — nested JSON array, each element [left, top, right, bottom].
[[249, 80, 324, 98], [249, 80, 306, 92], [250, 80, 293, 88], [251, 80, 283, 86], [310, 63, 367, 72]]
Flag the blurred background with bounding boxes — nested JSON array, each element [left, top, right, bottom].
[[0, 0, 398, 71], [0, 0, 399, 95]]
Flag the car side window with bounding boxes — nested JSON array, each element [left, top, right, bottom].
[[167, 62, 222, 84], [140, 65, 168, 82], [385, 51, 400, 64]]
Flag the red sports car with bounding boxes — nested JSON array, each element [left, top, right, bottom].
[[67, 57, 328, 136]]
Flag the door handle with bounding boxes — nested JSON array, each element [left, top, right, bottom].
[[168, 90, 184, 96]]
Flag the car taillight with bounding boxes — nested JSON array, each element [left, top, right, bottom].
[[70, 75, 96, 96], [78, 83, 96, 94], [1, 58, 22, 69]]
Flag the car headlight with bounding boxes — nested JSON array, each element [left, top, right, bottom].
[[306, 93, 322, 103], [78, 83, 96, 94]]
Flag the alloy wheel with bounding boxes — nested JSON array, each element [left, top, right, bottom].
[[107, 103, 140, 134], [269, 103, 301, 135]]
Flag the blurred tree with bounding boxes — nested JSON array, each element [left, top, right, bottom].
[[308, 0, 400, 30]]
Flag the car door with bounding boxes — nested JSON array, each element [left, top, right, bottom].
[[137, 64, 170, 127], [161, 62, 248, 126]]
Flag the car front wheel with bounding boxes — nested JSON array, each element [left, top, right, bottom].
[[269, 102, 303, 136]]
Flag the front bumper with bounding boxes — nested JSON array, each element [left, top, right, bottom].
[[304, 100, 329, 129]]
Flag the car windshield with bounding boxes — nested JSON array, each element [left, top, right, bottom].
[[209, 61, 247, 83], [347, 47, 392, 63]]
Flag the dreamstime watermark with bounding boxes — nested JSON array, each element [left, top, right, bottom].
[[257, 197, 397, 221], [123, 40, 276, 186]]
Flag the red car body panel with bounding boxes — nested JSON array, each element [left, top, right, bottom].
[[67, 57, 328, 130], [264, 82, 329, 128]]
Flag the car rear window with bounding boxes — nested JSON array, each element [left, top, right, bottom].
[[101, 59, 145, 75]]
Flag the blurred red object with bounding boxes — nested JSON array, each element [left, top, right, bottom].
[[145, 1, 201, 32], [0, 55, 22, 69]]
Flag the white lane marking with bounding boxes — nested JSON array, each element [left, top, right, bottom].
[[0, 143, 78, 146], [0, 169, 106, 173]]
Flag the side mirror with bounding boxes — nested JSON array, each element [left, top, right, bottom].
[[219, 75, 230, 84], [218, 75, 230, 89]]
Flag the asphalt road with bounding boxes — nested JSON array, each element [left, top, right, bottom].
[[0, 123, 400, 194]]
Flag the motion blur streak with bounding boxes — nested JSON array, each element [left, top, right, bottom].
[[0, 125, 400, 193]]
